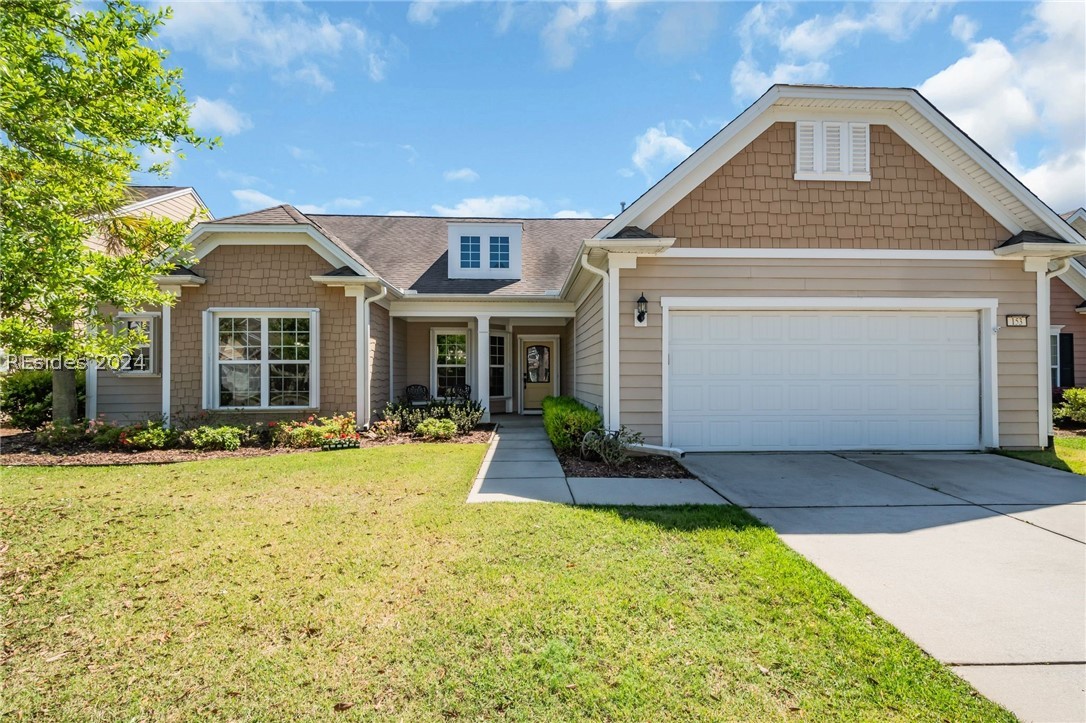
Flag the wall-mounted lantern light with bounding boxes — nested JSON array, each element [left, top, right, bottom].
[[635, 293, 648, 327], [1005, 314, 1029, 327]]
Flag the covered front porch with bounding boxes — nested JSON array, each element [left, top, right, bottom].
[[387, 303, 575, 421]]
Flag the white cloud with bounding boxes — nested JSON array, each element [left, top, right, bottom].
[[232, 189, 284, 212], [553, 209, 597, 219], [919, 2, 1085, 211], [641, 3, 719, 60], [950, 14, 978, 44], [541, 2, 597, 70], [189, 97, 252, 136], [407, 1, 473, 26], [444, 167, 480, 182], [297, 197, 372, 214], [386, 209, 421, 217], [632, 123, 693, 180], [433, 195, 546, 217], [731, 2, 945, 100], [160, 2, 400, 88], [399, 144, 420, 164], [616, 168, 635, 178], [287, 145, 315, 161], [216, 169, 266, 187]]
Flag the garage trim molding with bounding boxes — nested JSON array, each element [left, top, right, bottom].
[[660, 296, 1001, 450]]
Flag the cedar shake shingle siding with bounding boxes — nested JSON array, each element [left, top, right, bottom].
[[650, 123, 1010, 249], [170, 244, 357, 422]]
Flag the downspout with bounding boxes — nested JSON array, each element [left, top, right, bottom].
[[1043, 259, 1073, 440], [361, 285, 388, 428], [627, 442, 686, 460], [579, 253, 609, 428]]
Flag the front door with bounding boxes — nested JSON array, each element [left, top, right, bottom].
[[520, 339, 556, 413]]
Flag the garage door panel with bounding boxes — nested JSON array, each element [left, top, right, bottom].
[[669, 310, 981, 451]]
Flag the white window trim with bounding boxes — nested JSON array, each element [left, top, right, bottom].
[[430, 327, 471, 400], [660, 296, 999, 450], [1050, 325, 1064, 387], [490, 331, 511, 399], [794, 120, 871, 182], [114, 312, 160, 376], [202, 308, 320, 411], [447, 223, 523, 280]]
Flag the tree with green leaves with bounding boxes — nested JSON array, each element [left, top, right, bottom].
[[0, 0, 212, 423]]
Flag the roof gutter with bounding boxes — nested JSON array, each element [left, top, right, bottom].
[[993, 242, 1086, 260]]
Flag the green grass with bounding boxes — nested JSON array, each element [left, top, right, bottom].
[[3, 447, 1010, 721], [1002, 434, 1086, 475]]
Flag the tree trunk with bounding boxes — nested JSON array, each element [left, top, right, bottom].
[[51, 319, 79, 424]]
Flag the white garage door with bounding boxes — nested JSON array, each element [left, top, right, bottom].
[[668, 310, 981, 451]]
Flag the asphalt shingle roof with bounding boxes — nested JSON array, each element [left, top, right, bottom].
[[125, 186, 186, 203], [208, 206, 608, 295]]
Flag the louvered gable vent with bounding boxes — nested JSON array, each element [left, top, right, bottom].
[[794, 120, 871, 182]]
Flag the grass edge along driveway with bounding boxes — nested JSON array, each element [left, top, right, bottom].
[[3, 446, 1010, 721]]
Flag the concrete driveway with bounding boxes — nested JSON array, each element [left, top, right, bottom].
[[682, 452, 1086, 723]]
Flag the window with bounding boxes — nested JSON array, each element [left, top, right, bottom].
[[526, 344, 551, 383], [208, 310, 319, 409], [460, 235, 481, 269], [490, 335, 507, 396], [1051, 332, 1060, 388], [1051, 328, 1075, 388], [795, 120, 871, 182], [117, 316, 154, 374], [447, 223, 522, 280], [435, 333, 468, 397], [489, 236, 510, 269]]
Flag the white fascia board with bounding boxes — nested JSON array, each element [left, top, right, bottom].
[[154, 274, 205, 286], [583, 238, 676, 254], [661, 296, 999, 312], [187, 224, 371, 276], [118, 187, 195, 215], [389, 299, 574, 318], [662, 248, 1011, 261]]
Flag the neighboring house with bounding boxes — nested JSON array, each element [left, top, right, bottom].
[[89, 86, 1084, 451], [87, 186, 213, 423], [1049, 209, 1086, 397]]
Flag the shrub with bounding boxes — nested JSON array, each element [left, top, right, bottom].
[[381, 400, 483, 434], [416, 417, 457, 440], [541, 396, 603, 454], [0, 369, 85, 430], [120, 420, 177, 451], [185, 425, 244, 452], [272, 413, 359, 448], [369, 418, 400, 440], [34, 420, 87, 447], [1054, 388, 1086, 425], [580, 425, 645, 467], [86, 418, 124, 449]]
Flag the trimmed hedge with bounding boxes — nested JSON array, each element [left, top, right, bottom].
[[541, 396, 602, 453]]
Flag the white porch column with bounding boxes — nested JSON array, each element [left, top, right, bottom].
[[161, 289, 179, 427], [476, 314, 491, 422]]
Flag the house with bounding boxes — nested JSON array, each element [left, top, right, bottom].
[[88, 86, 1085, 451], [1050, 209, 1086, 395], [86, 186, 212, 422]]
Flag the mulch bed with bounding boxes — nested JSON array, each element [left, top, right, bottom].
[[0, 425, 496, 467], [558, 452, 691, 479]]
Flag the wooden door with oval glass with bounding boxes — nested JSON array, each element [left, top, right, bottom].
[[519, 337, 558, 413]]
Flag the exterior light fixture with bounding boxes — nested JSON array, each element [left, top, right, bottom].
[[1005, 314, 1029, 327], [635, 293, 648, 327]]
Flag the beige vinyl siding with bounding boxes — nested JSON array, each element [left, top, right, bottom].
[[1050, 277, 1086, 386], [561, 320, 573, 397], [86, 191, 209, 252], [573, 280, 604, 410], [392, 317, 407, 403], [96, 311, 163, 424], [619, 257, 1039, 448], [369, 302, 390, 419]]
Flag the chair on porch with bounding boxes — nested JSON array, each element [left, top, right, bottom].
[[405, 384, 431, 406], [445, 384, 472, 401]]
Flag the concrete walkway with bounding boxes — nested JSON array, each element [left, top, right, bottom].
[[683, 452, 1086, 723], [467, 416, 725, 505]]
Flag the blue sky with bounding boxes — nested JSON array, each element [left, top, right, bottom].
[[140, 1, 1086, 219]]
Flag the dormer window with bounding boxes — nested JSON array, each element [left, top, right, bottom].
[[448, 223, 522, 280], [795, 120, 870, 182], [489, 236, 510, 269], [460, 235, 481, 268]]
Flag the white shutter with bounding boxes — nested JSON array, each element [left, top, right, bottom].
[[849, 123, 870, 176], [823, 122, 844, 174], [795, 121, 817, 174]]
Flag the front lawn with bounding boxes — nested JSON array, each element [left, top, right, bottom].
[[1002, 434, 1086, 475], [3, 447, 1009, 720]]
